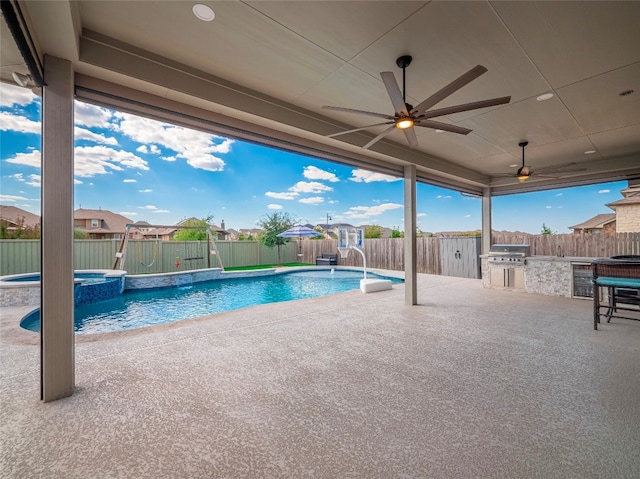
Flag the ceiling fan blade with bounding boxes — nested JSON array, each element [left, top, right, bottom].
[[403, 127, 419, 149], [380, 71, 409, 116], [415, 119, 472, 135], [411, 65, 488, 114], [418, 96, 511, 119], [322, 105, 395, 120], [362, 124, 396, 150], [327, 122, 395, 138]]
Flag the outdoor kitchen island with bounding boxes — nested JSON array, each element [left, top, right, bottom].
[[481, 254, 598, 299]]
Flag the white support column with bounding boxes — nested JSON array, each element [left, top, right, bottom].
[[404, 164, 417, 305], [41, 55, 75, 402], [481, 187, 492, 255]]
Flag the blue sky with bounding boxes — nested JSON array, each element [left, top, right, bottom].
[[0, 82, 626, 234]]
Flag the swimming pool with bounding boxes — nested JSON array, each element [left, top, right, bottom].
[[21, 269, 402, 334]]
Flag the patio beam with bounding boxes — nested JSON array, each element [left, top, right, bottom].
[[404, 165, 417, 305], [41, 55, 75, 402], [482, 187, 492, 255]]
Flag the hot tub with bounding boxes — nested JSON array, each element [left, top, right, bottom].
[[0, 270, 127, 307]]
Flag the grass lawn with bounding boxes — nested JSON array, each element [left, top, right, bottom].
[[224, 262, 315, 271]]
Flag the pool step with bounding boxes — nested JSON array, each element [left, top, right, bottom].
[[360, 278, 393, 293]]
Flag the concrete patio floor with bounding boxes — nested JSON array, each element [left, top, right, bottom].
[[1, 272, 640, 478]]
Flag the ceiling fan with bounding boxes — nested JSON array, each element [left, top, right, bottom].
[[493, 141, 587, 183], [322, 55, 511, 149]]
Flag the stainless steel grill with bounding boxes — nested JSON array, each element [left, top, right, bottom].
[[487, 244, 529, 265]]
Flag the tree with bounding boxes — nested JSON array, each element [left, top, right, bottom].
[[364, 225, 382, 239], [391, 228, 403, 238], [74, 229, 88, 239], [257, 212, 296, 266], [541, 223, 553, 235], [0, 218, 40, 239], [173, 216, 214, 241]]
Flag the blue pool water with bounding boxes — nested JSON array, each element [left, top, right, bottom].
[[21, 270, 401, 334]]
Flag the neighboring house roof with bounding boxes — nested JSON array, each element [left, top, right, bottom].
[[606, 196, 640, 209], [0, 205, 40, 228], [75, 208, 132, 234], [569, 213, 616, 230]]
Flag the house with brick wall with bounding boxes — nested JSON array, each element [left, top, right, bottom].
[[570, 182, 640, 234], [74, 208, 132, 240]]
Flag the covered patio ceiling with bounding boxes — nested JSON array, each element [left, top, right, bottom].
[[2, 1, 640, 195]]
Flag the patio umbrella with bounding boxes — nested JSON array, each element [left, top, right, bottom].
[[278, 225, 320, 257]]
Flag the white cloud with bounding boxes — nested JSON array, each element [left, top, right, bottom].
[[74, 145, 149, 177], [136, 144, 161, 155], [343, 202, 403, 219], [299, 196, 324, 204], [74, 178, 83, 185], [328, 200, 339, 204], [0, 83, 39, 107], [123, 179, 137, 183], [546, 205, 552, 209], [303, 165, 339, 182], [185, 155, 225, 172], [0, 111, 40, 134], [0, 194, 29, 202], [119, 211, 138, 216], [152, 209, 170, 213], [598, 189, 610, 194], [8, 173, 24, 181], [162, 156, 177, 162], [265, 191, 298, 200], [436, 195, 452, 199], [349, 169, 400, 183], [464, 214, 471, 218], [26, 174, 41, 187], [74, 127, 118, 145], [290, 181, 333, 194], [139, 189, 153, 193], [74, 101, 113, 128], [417, 213, 426, 218], [5, 150, 41, 168], [267, 203, 283, 210], [555, 193, 563, 197], [140, 205, 158, 210], [114, 112, 232, 172]]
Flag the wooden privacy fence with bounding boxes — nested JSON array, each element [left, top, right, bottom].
[[491, 232, 640, 258], [2, 233, 639, 276]]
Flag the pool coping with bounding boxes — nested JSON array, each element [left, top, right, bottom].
[[1, 266, 404, 346]]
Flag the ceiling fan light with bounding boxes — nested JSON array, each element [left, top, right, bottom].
[[396, 117, 414, 129], [517, 174, 529, 182]]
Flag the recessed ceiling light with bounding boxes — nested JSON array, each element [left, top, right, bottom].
[[193, 4, 215, 21], [536, 93, 554, 101], [584, 150, 596, 154], [509, 164, 519, 168], [435, 129, 444, 133]]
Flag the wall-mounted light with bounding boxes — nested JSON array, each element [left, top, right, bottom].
[[11, 71, 32, 87]]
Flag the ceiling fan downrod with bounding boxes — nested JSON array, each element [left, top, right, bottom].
[[518, 140, 530, 180], [396, 55, 412, 106]]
